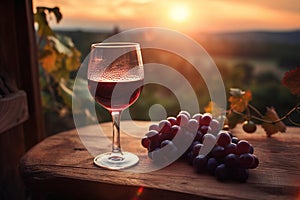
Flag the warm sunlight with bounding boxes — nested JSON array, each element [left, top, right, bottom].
[[32, 0, 300, 32], [168, 4, 189, 23]]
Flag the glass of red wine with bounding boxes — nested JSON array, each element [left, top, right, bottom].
[[87, 42, 144, 170]]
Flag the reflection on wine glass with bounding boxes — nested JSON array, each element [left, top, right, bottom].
[[87, 42, 144, 170]]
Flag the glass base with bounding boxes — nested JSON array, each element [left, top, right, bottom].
[[94, 152, 139, 170]]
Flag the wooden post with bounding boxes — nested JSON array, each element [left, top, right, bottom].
[[14, 0, 45, 149], [0, 0, 45, 199]]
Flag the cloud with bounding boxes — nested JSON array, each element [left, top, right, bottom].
[[214, 0, 300, 13], [32, 0, 300, 32]]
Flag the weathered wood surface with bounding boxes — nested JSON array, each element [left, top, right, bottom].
[[20, 121, 300, 200], [0, 91, 29, 134]]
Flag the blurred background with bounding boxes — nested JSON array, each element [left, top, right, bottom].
[[32, 0, 300, 135]]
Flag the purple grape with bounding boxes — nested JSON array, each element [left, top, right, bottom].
[[167, 116, 177, 126], [143, 112, 259, 184], [199, 125, 210, 134], [193, 155, 207, 173], [249, 154, 259, 169], [224, 153, 239, 168], [200, 113, 212, 126], [206, 157, 218, 175], [176, 113, 189, 127], [161, 125, 180, 140], [236, 140, 251, 155], [179, 110, 191, 119], [171, 125, 181, 134], [215, 164, 229, 181], [239, 153, 255, 168], [158, 120, 172, 133], [145, 130, 159, 139], [145, 130, 160, 151], [217, 131, 232, 147], [249, 145, 254, 154], [187, 151, 195, 165], [192, 143, 203, 156], [211, 145, 225, 159], [231, 136, 239, 144], [141, 137, 151, 149], [187, 141, 201, 152], [194, 131, 203, 142], [192, 113, 202, 123], [233, 168, 249, 182], [225, 143, 237, 155], [160, 140, 172, 148], [149, 123, 159, 131]]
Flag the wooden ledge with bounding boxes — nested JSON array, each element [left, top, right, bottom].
[[20, 121, 300, 200], [0, 90, 28, 133]]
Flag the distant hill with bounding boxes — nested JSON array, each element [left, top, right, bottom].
[[195, 30, 300, 68], [55, 29, 300, 69], [205, 30, 300, 45]]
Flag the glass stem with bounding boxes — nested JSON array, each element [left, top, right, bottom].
[[111, 111, 122, 155]]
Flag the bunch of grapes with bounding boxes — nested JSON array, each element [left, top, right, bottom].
[[141, 111, 259, 182]]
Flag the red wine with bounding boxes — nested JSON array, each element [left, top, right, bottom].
[[88, 79, 143, 111]]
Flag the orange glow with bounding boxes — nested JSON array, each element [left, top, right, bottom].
[[32, 0, 300, 33], [168, 4, 189, 23], [132, 186, 144, 200]]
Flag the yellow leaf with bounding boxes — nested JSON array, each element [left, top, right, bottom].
[[261, 107, 286, 137], [40, 43, 57, 73], [65, 48, 81, 71], [229, 90, 252, 112]]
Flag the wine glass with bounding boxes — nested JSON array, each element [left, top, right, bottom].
[[87, 42, 144, 170]]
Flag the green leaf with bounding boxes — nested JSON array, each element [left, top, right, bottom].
[[49, 36, 72, 55], [34, 9, 55, 37], [58, 78, 73, 109], [59, 78, 94, 111], [56, 34, 75, 48], [65, 48, 81, 71]]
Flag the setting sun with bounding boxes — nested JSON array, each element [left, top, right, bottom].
[[169, 4, 189, 23]]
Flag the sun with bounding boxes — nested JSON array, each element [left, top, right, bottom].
[[169, 4, 189, 23]]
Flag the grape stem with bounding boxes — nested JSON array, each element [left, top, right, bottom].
[[230, 102, 300, 125], [248, 104, 263, 117]]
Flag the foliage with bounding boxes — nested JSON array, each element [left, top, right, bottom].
[[282, 67, 300, 96], [34, 7, 81, 114], [261, 107, 286, 137], [228, 88, 252, 113], [219, 67, 300, 137]]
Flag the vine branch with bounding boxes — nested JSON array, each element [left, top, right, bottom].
[[230, 102, 300, 125]]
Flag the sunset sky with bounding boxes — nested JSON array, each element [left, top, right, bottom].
[[33, 0, 300, 33]]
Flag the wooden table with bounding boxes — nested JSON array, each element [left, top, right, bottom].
[[20, 121, 300, 200]]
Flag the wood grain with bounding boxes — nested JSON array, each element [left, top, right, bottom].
[[0, 90, 28, 134], [20, 121, 300, 200]]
